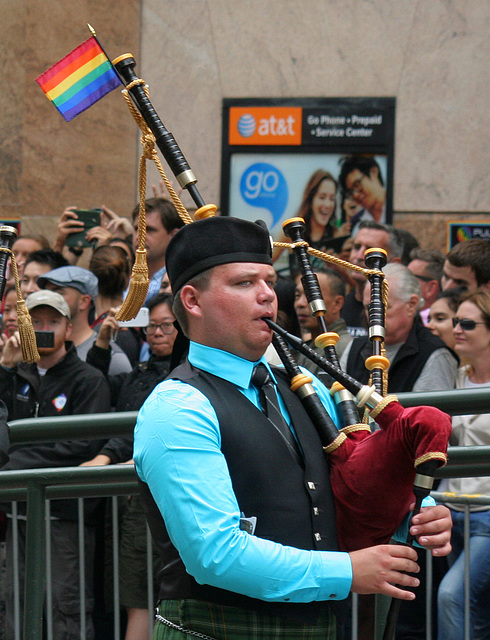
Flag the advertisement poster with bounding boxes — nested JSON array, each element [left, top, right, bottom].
[[221, 98, 395, 272], [447, 221, 490, 251]]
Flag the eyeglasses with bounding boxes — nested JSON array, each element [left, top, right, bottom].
[[344, 175, 366, 198], [452, 318, 487, 331], [143, 322, 176, 336]]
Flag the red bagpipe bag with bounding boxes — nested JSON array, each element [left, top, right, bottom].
[[327, 398, 452, 551]]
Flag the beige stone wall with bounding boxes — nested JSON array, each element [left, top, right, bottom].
[[140, 0, 489, 252], [0, 0, 141, 239], [1, 0, 488, 251]]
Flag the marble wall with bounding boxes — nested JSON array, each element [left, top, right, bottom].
[[0, 0, 141, 238], [140, 0, 489, 252], [1, 0, 488, 252]]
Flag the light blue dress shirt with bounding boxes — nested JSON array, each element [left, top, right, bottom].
[[134, 341, 354, 603]]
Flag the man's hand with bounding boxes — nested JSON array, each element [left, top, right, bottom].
[[101, 205, 133, 239], [0, 332, 23, 368], [53, 206, 85, 252], [349, 544, 420, 600], [85, 225, 113, 246], [409, 503, 452, 556], [0, 333, 8, 360], [80, 454, 111, 467], [151, 178, 183, 200], [95, 309, 120, 350]]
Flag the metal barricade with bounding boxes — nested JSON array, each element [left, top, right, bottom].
[[431, 491, 490, 640], [1, 389, 489, 640]]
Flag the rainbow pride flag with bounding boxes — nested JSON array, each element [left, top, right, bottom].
[[36, 37, 121, 121]]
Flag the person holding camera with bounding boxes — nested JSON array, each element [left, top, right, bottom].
[[0, 289, 110, 640], [37, 265, 132, 374], [53, 205, 134, 265]]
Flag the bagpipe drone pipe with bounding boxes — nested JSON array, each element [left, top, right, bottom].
[[270, 216, 451, 552]]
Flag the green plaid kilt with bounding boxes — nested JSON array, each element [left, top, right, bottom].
[[154, 598, 336, 640]]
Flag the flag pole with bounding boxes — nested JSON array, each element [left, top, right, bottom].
[[87, 23, 126, 86]]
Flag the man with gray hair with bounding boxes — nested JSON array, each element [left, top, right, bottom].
[[342, 263, 458, 392], [341, 221, 403, 338]]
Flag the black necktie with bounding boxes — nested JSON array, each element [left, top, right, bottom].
[[251, 363, 301, 462]]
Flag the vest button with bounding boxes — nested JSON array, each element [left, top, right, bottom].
[[313, 507, 320, 515], [314, 532, 321, 541], [308, 482, 316, 490]]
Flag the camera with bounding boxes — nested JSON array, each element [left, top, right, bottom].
[[35, 331, 55, 348], [65, 209, 102, 249]]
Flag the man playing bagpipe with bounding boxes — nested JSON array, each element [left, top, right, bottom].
[[133, 216, 452, 639]]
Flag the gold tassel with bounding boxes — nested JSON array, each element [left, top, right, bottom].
[[16, 299, 40, 363], [115, 249, 149, 321], [8, 252, 40, 363], [116, 75, 218, 322]]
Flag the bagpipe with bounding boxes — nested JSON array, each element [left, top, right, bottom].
[[269, 216, 451, 549], [0, 225, 18, 302], [104, 48, 451, 543]]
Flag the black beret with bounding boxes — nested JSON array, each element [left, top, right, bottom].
[[166, 216, 273, 294]]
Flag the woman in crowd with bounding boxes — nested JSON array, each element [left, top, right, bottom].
[[89, 245, 130, 323], [88, 244, 141, 366], [338, 192, 364, 237], [20, 249, 68, 298], [2, 286, 18, 338], [1, 286, 19, 359], [437, 289, 490, 640], [10, 234, 50, 284], [273, 169, 340, 272], [427, 287, 466, 351]]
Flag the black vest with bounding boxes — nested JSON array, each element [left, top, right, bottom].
[[139, 360, 342, 623], [346, 317, 456, 392]]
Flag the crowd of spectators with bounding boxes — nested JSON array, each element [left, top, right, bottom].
[[0, 189, 489, 639]]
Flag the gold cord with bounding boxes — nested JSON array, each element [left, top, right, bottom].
[[0, 249, 39, 362], [115, 79, 195, 321], [274, 238, 390, 413], [273, 241, 389, 309]]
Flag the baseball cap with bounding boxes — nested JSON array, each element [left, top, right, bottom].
[[26, 290, 71, 319], [37, 266, 98, 301]]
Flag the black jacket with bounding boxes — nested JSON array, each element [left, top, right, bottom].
[[87, 344, 172, 463], [0, 342, 110, 424], [0, 343, 111, 519], [346, 317, 456, 393], [0, 400, 8, 466]]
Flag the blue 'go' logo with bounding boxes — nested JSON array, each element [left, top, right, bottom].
[[237, 114, 256, 137], [240, 163, 288, 228]]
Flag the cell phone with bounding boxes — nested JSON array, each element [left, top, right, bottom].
[[65, 209, 102, 248], [35, 331, 55, 348], [118, 307, 150, 328]]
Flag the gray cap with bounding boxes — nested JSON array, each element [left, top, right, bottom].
[[37, 266, 98, 301], [26, 290, 71, 319]]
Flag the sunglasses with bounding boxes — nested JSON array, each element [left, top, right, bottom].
[[452, 318, 487, 331], [413, 274, 434, 283]]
